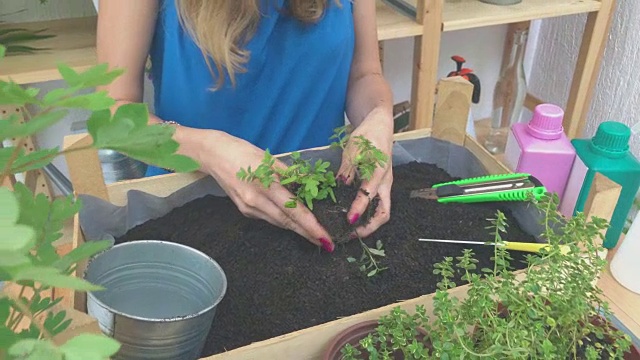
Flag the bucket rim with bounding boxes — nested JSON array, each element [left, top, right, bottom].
[[85, 240, 228, 323]]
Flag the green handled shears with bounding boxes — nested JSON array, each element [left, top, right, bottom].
[[418, 238, 569, 255], [410, 173, 547, 204]]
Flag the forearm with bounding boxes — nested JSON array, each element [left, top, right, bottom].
[[345, 72, 394, 128]]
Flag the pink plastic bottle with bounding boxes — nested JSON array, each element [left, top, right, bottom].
[[503, 104, 576, 200]]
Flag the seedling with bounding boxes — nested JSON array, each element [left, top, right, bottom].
[[238, 126, 390, 278], [329, 124, 351, 150], [236, 149, 277, 188], [237, 150, 336, 210], [278, 151, 337, 209], [329, 125, 388, 181], [352, 135, 388, 181], [347, 237, 388, 278]]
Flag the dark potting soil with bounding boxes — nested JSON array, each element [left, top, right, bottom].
[[115, 161, 539, 356]]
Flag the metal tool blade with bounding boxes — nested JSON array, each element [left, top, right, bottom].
[[418, 238, 500, 246], [410, 188, 438, 199]]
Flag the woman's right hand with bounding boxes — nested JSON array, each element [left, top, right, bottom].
[[187, 129, 335, 253]]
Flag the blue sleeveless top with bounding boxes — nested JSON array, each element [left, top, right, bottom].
[[146, 0, 355, 176]]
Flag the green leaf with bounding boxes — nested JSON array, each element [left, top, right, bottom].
[[0, 81, 39, 106], [0, 251, 32, 267], [0, 44, 5, 58], [0, 115, 23, 142], [367, 269, 378, 277], [14, 267, 104, 291], [4, 44, 49, 55], [347, 257, 356, 263], [0, 29, 54, 45], [12, 110, 67, 138], [0, 186, 20, 226], [88, 104, 200, 172], [0, 327, 19, 350], [10, 148, 57, 173], [53, 240, 111, 271], [0, 297, 11, 325], [8, 339, 62, 360], [54, 91, 115, 111], [58, 62, 124, 88], [44, 310, 72, 336], [0, 187, 36, 254], [59, 334, 121, 360], [369, 248, 385, 257]]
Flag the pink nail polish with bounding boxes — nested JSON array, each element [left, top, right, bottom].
[[349, 213, 360, 225], [319, 238, 334, 253]]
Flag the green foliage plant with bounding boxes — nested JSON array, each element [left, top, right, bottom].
[[340, 193, 633, 359], [237, 125, 388, 210], [329, 125, 388, 182], [237, 149, 336, 210], [0, 44, 199, 359], [237, 125, 390, 277]]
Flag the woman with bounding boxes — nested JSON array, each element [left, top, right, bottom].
[[96, 0, 394, 253]]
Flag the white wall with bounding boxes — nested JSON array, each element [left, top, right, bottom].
[[529, 1, 640, 156], [385, 20, 541, 123]]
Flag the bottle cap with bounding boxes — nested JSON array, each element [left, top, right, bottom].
[[527, 104, 565, 140], [590, 121, 631, 158]]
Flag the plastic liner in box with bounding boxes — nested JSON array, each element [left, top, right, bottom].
[[77, 137, 546, 244]]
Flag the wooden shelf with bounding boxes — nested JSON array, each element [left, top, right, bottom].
[[377, 1, 423, 41], [395, 0, 601, 33], [0, 3, 420, 85], [443, 0, 602, 32], [0, 16, 97, 85]]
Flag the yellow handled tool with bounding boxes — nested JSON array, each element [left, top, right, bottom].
[[418, 238, 570, 255]]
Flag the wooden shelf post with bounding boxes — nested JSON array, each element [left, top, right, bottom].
[[564, 0, 617, 138], [409, 0, 442, 130]]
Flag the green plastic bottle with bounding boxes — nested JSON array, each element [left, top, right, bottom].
[[559, 121, 640, 249]]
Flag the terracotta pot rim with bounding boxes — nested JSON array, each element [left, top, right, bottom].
[[323, 320, 429, 360], [323, 320, 380, 360]]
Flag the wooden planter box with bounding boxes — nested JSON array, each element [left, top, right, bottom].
[[54, 77, 621, 359]]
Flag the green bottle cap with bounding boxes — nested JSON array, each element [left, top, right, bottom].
[[590, 121, 631, 158]]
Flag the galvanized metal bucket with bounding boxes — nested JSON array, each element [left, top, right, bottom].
[[84, 240, 227, 360], [97, 149, 148, 184]]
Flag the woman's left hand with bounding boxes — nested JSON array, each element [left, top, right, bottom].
[[336, 107, 394, 239]]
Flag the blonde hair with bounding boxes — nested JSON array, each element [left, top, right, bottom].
[[175, 0, 341, 89]]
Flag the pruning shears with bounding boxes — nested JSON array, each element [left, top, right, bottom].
[[410, 173, 547, 204], [417, 238, 569, 255]]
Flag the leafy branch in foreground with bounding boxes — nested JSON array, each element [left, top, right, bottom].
[[0, 44, 199, 359]]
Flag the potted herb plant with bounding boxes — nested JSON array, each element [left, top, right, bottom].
[[0, 44, 198, 358], [326, 193, 640, 359]]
